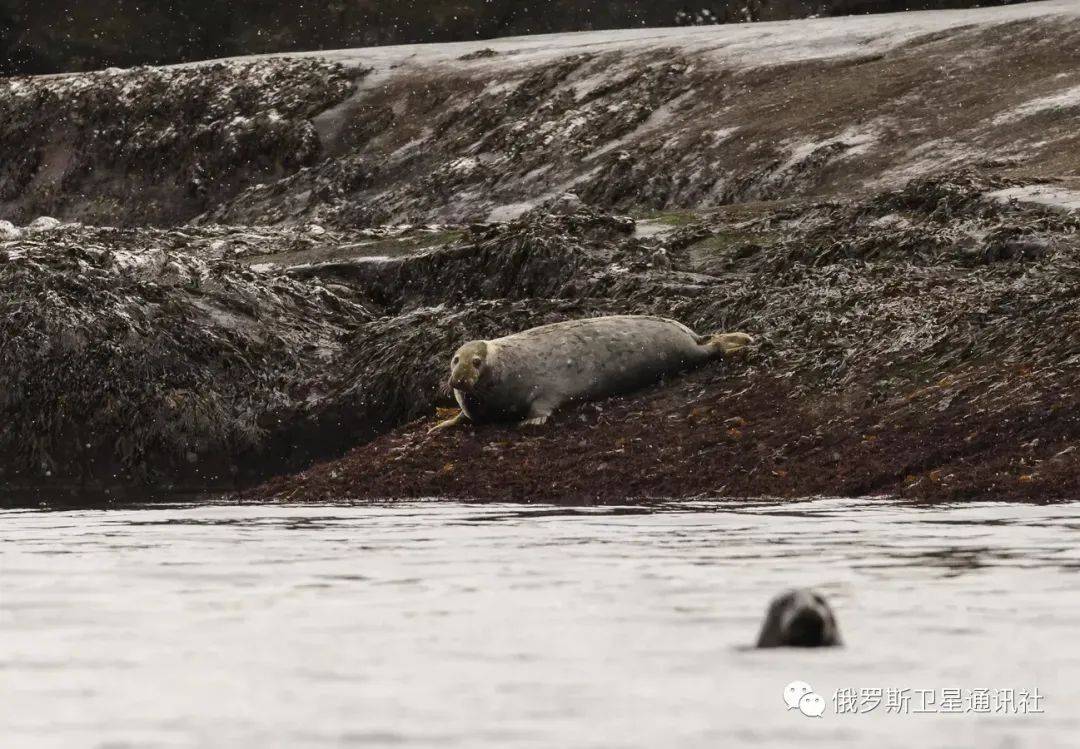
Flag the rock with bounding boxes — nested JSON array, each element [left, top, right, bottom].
[[549, 192, 584, 215], [0, 59, 353, 228], [1003, 235, 1051, 260], [649, 249, 672, 270], [981, 233, 1052, 263], [0, 224, 374, 492], [0, 220, 21, 241], [26, 216, 61, 233], [0, 18, 1078, 507], [458, 48, 500, 61]]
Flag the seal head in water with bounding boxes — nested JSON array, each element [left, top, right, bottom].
[[430, 315, 752, 431], [756, 588, 842, 648]]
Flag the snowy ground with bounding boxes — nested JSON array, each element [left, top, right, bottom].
[[988, 183, 1080, 212], [197, 0, 1079, 78]]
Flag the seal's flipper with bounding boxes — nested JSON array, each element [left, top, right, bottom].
[[519, 400, 554, 428], [702, 332, 754, 356], [428, 410, 469, 434]]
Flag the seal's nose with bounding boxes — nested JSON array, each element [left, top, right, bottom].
[[449, 372, 473, 392], [786, 608, 827, 647]]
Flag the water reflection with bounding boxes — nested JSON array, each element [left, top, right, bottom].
[[1, 498, 1078, 748]]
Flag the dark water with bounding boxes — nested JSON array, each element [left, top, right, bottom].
[[2, 498, 1078, 748]]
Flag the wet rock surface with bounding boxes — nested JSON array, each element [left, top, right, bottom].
[[3, 7, 1080, 504]]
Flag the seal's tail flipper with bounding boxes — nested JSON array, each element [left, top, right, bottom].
[[700, 332, 754, 357]]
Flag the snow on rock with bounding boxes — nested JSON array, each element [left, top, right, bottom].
[[780, 123, 883, 172], [994, 84, 1080, 124], [487, 202, 537, 223], [26, 216, 61, 233], [988, 184, 1080, 213], [247, 0, 1078, 77]]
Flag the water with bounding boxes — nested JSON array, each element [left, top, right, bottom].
[[2, 498, 1078, 748]]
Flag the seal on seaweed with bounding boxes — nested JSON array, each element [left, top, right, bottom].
[[430, 315, 753, 432]]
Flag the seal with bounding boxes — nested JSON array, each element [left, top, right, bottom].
[[429, 315, 753, 432], [756, 588, 842, 648]]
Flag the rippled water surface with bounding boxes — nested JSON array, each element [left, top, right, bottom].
[[2, 498, 1079, 748]]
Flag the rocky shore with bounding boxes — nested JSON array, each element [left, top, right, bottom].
[[2, 2, 1079, 504], [254, 173, 1080, 504]]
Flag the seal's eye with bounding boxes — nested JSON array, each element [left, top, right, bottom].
[[452, 356, 459, 365], [472, 357, 482, 367]]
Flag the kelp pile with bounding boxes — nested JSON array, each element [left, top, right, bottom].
[[0, 59, 354, 226], [0, 222, 371, 497]]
